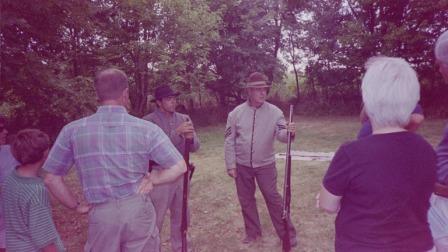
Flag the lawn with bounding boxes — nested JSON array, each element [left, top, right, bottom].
[[51, 116, 447, 252]]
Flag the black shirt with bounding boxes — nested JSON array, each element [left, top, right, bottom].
[[324, 132, 436, 252]]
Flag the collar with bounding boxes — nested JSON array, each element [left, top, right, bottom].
[[246, 101, 266, 110], [154, 108, 175, 119], [96, 105, 128, 114]]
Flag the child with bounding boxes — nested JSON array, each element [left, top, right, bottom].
[[2, 129, 65, 252], [0, 115, 19, 252]]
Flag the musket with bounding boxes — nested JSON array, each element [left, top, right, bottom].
[[181, 120, 193, 252], [282, 105, 294, 252]]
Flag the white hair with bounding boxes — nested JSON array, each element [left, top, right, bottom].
[[362, 56, 420, 129], [436, 30, 448, 64]]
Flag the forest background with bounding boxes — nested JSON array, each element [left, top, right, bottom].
[[1, 0, 447, 136]]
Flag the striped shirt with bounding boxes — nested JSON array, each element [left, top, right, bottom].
[[43, 105, 183, 203], [0, 145, 19, 245], [2, 170, 65, 252]]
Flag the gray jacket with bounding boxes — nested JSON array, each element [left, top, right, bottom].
[[225, 101, 290, 169]]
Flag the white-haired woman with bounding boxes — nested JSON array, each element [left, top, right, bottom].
[[317, 56, 436, 252]]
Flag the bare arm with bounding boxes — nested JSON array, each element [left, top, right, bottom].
[[317, 185, 342, 214], [150, 159, 187, 185], [44, 174, 79, 209], [405, 113, 424, 132], [42, 243, 58, 252], [360, 106, 368, 123]]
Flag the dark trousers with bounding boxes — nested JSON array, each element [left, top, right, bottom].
[[235, 163, 296, 240]]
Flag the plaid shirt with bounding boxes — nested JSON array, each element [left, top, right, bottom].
[[43, 106, 183, 204]]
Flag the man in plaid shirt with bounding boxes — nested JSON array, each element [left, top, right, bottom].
[[43, 68, 186, 252]]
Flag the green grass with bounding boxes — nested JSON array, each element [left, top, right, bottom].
[[51, 116, 447, 251]]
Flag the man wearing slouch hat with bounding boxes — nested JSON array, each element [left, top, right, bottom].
[[224, 72, 297, 246]]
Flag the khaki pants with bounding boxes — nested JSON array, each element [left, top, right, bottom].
[[150, 176, 189, 252], [84, 194, 159, 252]]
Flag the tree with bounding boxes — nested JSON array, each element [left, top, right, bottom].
[[297, 0, 448, 112], [207, 0, 286, 107]]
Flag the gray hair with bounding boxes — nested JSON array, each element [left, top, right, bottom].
[[362, 56, 420, 129], [94, 68, 129, 101], [435, 30, 448, 64]]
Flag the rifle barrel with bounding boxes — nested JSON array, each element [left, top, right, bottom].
[[282, 104, 294, 252]]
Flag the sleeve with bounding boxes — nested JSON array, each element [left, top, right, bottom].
[[187, 115, 200, 152], [357, 121, 373, 139], [142, 114, 156, 124], [275, 111, 289, 143], [224, 111, 237, 170], [412, 103, 424, 115], [42, 126, 74, 176], [28, 191, 60, 249], [436, 125, 448, 184], [322, 145, 352, 196], [146, 126, 183, 169]]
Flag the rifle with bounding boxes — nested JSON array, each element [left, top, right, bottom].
[[181, 133, 193, 252], [282, 105, 294, 252]]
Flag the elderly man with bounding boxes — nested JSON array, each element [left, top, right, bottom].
[[429, 30, 448, 252], [0, 115, 19, 252], [143, 85, 200, 252], [318, 57, 436, 251], [224, 72, 297, 246], [43, 68, 186, 252]]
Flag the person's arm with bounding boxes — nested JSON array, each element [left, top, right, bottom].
[[44, 174, 88, 212], [360, 105, 369, 123], [187, 116, 200, 152], [150, 159, 186, 185], [29, 192, 65, 251], [405, 113, 424, 132], [318, 144, 351, 214], [317, 185, 342, 214], [42, 126, 88, 212], [275, 109, 296, 143], [176, 115, 200, 152], [147, 126, 187, 184], [436, 126, 448, 184], [42, 243, 59, 252], [224, 111, 237, 178]]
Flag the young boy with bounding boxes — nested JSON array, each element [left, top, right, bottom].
[[2, 129, 65, 252]]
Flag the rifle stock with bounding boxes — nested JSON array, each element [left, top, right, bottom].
[[282, 105, 294, 252]]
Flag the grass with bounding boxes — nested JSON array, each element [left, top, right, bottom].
[[51, 116, 447, 252]]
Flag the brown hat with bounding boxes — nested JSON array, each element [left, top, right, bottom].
[[245, 72, 270, 88]]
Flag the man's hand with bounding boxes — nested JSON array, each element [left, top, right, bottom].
[[227, 168, 237, 178], [286, 122, 296, 137], [137, 172, 154, 194], [76, 202, 91, 214], [176, 121, 195, 139]]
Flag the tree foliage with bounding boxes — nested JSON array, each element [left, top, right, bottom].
[[283, 0, 448, 113], [1, 0, 447, 135]]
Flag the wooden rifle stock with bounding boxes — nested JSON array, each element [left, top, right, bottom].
[[282, 105, 294, 252]]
